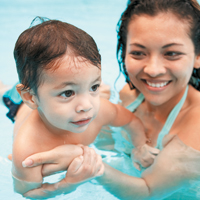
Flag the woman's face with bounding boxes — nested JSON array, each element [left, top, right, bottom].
[[125, 13, 200, 106]]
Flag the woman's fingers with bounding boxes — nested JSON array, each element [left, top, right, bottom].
[[22, 150, 55, 168], [23, 147, 104, 199], [42, 163, 66, 177], [22, 144, 83, 170], [95, 155, 104, 176], [24, 182, 69, 199]]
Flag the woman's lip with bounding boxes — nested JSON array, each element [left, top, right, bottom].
[[142, 79, 171, 91], [71, 118, 92, 126]]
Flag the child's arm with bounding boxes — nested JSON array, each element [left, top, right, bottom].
[[12, 141, 43, 194], [98, 98, 159, 169], [12, 136, 83, 195], [98, 98, 147, 147]]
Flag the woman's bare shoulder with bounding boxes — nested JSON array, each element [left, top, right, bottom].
[[175, 87, 200, 151], [119, 84, 140, 107]]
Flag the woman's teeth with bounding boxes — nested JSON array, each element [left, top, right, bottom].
[[146, 81, 168, 88]]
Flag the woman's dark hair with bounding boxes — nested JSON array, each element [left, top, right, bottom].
[[117, 0, 200, 90], [14, 17, 101, 95]]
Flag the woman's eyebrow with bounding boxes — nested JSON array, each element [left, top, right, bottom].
[[129, 43, 146, 49], [129, 43, 184, 49], [162, 43, 183, 49]]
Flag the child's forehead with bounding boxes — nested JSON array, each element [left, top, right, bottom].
[[50, 54, 100, 72], [42, 54, 101, 84]]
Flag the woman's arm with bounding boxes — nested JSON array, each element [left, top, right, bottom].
[[97, 135, 198, 200], [22, 146, 104, 199], [23, 136, 199, 199]]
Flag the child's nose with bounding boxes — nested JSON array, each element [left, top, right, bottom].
[[75, 99, 92, 113]]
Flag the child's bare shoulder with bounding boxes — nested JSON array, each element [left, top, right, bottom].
[[12, 110, 45, 180]]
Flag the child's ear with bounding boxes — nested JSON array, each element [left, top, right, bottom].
[[16, 84, 38, 110], [194, 54, 200, 69]]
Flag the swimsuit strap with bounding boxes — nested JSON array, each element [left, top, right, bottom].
[[156, 85, 189, 149], [126, 93, 144, 112]]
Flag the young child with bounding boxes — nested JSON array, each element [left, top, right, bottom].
[[4, 18, 148, 196]]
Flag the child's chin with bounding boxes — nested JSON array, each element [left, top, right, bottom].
[[72, 125, 89, 134]]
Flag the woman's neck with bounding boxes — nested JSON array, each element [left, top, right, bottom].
[[144, 87, 187, 124]]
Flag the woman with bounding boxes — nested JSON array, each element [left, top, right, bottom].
[[21, 0, 200, 199]]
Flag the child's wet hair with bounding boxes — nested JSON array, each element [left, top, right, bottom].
[[14, 17, 101, 95], [117, 0, 200, 90]]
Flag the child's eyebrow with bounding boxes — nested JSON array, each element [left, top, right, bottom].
[[92, 76, 101, 83], [53, 76, 101, 90], [53, 82, 76, 90]]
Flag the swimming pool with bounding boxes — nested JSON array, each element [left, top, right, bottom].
[[0, 0, 128, 199]]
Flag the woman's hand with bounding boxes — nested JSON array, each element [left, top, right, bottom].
[[22, 145, 104, 199], [131, 144, 160, 171], [22, 144, 84, 176]]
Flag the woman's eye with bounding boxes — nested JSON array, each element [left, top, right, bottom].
[[61, 90, 75, 98], [130, 51, 145, 59], [90, 84, 100, 92], [165, 51, 183, 60]]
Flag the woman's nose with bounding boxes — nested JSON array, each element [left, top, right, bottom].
[[143, 56, 166, 77]]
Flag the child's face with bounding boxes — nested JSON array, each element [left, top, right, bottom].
[[125, 13, 199, 106], [34, 55, 101, 133]]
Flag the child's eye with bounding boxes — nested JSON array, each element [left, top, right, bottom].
[[90, 84, 100, 92], [60, 90, 75, 98]]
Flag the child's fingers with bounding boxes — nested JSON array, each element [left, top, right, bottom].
[[7, 154, 12, 161], [67, 155, 84, 173], [145, 145, 160, 155], [82, 146, 92, 165], [133, 162, 141, 171]]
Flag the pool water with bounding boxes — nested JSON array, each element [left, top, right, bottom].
[[0, 0, 127, 199]]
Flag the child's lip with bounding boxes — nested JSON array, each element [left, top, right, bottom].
[[71, 118, 92, 126]]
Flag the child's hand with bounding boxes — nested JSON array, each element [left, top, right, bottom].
[[131, 144, 160, 171], [99, 82, 111, 100], [23, 146, 104, 199]]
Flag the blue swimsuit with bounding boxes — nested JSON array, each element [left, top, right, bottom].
[[3, 83, 22, 122], [126, 85, 188, 150]]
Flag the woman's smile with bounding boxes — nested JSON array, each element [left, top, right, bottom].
[[142, 79, 171, 91]]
